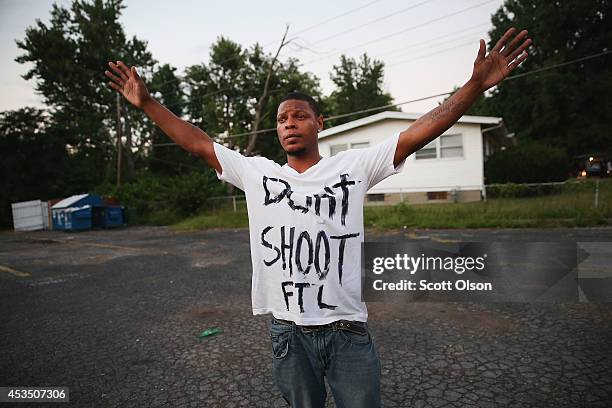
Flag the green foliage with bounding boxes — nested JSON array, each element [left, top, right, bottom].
[[95, 169, 226, 224], [0, 108, 73, 227], [14, 0, 156, 186], [470, 0, 612, 155], [324, 54, 398, 127], [183, 37, 323, 163], [485, 141, 571, 183], [175, 179, 611, 230], [485, 182, 562, 198], [174, 208, 249, 230], [363, 179, 611, 229]]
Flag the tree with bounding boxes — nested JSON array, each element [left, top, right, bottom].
[[15, 0, 156, 187], [0, 108, 71, 227], [325, 53, 397, 127], [184, 37, 323, 163], [146, 63, 206, 176], [470, 0, 612, 155]]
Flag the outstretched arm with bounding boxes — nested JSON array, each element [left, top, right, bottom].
[[105, 61, 222, 173], [393, 27, 532, 167]]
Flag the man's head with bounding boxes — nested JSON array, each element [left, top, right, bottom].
[[276, 92, 323, 157]]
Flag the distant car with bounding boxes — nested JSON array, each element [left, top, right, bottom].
[[584, 160, 611, 177]]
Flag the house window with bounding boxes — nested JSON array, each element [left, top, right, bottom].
[[367, 193, 385, 202], [415, 140, 437, 160], [351, 142, 370, 149], [330, 142, 370, 156], [415, 134, 463, 160], [440, 134, 463, 158], [330, 144, 348, 156], [427, 191, 448, 200]]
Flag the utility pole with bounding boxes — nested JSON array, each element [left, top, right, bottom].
[[116, 93, 123, 187]]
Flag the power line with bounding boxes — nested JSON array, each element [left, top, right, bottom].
[[303, 0, 497, 65], [138, 3, 495, 97], [151, 48, 612, 147], [387, 38, 480, 67], [377, 22, 489, 59], [147, 1, 386, 92], [290, 0, 385, 37], [308, 0, 435, 46], [161, 27, 491, 111], [504, 49, 612, 80]]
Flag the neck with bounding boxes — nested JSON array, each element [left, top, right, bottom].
[[286, 149, 323, 174]]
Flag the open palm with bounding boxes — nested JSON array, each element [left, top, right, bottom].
[[471, 28, 532, 92], [105, 61, 150, 108]]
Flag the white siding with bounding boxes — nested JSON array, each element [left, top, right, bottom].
[[318, 119, 484, 194]]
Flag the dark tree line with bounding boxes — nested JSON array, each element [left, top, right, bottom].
[[1, 0, 393, 226]]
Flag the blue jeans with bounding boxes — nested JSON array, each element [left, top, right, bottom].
[[269, 317, 381, 408]]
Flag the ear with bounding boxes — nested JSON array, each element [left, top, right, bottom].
[[317, 115, 324, 132]]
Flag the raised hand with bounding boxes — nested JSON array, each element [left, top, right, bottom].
[[105, 61, 151, 109], [470, 27, 532, 92]]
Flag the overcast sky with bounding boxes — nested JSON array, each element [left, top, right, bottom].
[[0, 0, 505, 115]]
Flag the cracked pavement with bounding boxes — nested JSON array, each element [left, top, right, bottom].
[[1, 226, 611, 407]]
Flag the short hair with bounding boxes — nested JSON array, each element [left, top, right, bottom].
[[280, 92, 321, 117]]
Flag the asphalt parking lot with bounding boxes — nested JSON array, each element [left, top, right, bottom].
[[1, 226, 611, 407]]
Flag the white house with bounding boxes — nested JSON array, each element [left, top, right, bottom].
[[318, 111, 510, 205]]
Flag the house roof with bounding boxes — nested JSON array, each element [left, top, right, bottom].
[[319, 111, 502, 139]]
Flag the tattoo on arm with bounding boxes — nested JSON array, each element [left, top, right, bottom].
[[428, 99, 468, 123]]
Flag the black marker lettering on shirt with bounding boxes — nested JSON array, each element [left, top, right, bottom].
[[317, 285, 337, 310], [281, 281, 293, 311], [294, 282, 310, 313], [332, 174, 355, 226], [314, 230, 330, 280], [263, 176, 291, 205], [330, 232, 360, 286], [262, 174, 358, 225], [296, 231, 313, 275], [281, 226, 295, 277], [261, 226, 280, 266]]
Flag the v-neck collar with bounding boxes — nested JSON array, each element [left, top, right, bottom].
[[282, 156, 328, 176]]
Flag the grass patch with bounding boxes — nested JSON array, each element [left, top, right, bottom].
[[174, 208, 249, 230], [172, 179, 611, 230], [365, 179, 611, 230]]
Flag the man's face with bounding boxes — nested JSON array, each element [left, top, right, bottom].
[[276, 99, 323, 157]]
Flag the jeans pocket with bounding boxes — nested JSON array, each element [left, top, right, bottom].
[[270, 320, 292, 359], [338, 327, 371, 345]]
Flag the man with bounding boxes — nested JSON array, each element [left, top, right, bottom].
[[106, 27, 531, 407]]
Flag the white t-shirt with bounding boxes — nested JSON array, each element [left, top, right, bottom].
[[213, 132, 406, 325]]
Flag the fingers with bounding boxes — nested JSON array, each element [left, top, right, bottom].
[[108, 80, 123, 93], [506, 38, 533, 63], [116, 61, 132, 79], [104, 69, 124, 86], [108, 61, 129, 81], [131, 66, 141, 80], [108, 61, 128, 82], [508, 51, 528, 71], [475, 39, 486, 63], [501, 29, 528, 57], [491, 27, 516, 53]]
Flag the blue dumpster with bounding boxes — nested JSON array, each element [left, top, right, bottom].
[[51, 194, 125, 231], [52, 194, 103, 231], [103, 206, 125, 228], [66, 205, 93, 231]]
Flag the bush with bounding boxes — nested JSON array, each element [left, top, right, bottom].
[[95, 170, 227, 224], [486, 182, 565, 198], [485, 141, 571, 183]]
